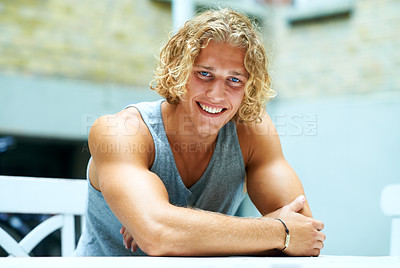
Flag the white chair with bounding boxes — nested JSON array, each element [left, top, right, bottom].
[[0, 175, 87, 257], [381, 184, 400, 256]]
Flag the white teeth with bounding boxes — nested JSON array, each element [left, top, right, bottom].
[[199, 102, 223, 114]]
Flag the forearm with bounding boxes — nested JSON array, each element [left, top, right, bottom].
[[142, 205, 284, 256]]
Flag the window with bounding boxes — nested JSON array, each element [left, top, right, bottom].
[[287, 0, 354, 25]]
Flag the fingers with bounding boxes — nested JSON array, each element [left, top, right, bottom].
[[313, 219, 324, 231], [309, 231, 325, 257], [121, 226, 138, 252], [312, 248, 321, 257], [123, 232, 133, 250], [131, 240, 138, 252], [124, 234, 133, 247], [315, 240, 324, 250], [126, 236, 138, 253], [288, 195, 306, 213], [316, 231, 326, 243], [121, 226, 132, 249], [311, 240, 324, 256], [126, 239, 138, 252]]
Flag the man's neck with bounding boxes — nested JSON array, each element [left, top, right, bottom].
[[161, 101, 219, 150]]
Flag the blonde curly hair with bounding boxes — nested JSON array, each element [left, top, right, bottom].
[[150, 8, 276, 123]]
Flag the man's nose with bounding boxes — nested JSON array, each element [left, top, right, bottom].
[[206, 80, 225, 101]]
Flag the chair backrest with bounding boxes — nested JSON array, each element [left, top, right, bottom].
[[0, 175, 87, 257], [381, 184, 400, 256]]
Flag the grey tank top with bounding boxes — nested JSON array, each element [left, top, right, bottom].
[[75, 99, 246, 256]]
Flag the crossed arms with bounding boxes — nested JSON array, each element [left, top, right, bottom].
[[88, 109, 325, 256]]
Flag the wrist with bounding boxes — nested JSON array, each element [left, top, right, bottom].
[[261, 217, 290, 251], [273, 218, 290, 251], [258, 217, 288, 251]]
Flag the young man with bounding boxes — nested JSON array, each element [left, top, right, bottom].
[[75, 8, 325, 256]]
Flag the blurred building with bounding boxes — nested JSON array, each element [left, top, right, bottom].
[[257, 0, 400, 257], [0, 0, 171, 178]]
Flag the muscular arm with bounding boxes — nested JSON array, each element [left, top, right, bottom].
[[243, 114, 311, 216], [241, 114, 325, 255], [90, 111, 285, 256]]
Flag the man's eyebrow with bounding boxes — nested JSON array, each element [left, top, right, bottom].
[[194, 65, 215, 71], [194, 65, 248, 78], [229, 71, 248, 78]]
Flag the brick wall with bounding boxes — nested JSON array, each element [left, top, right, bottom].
[[1, 0, 398, 98], [0, 0, 171, 87], [266, 0, 400, 99]]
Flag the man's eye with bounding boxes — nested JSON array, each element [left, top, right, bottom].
[[230, 77, 240, 83], [199, 71, 211, 77]]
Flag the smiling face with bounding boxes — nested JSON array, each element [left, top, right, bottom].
[[177, 40, 248, 138]]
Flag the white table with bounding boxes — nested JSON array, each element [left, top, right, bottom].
[[1, 255, 400, 268]]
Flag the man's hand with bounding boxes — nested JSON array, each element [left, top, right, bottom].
[[120, 195, 325, 256], [266, 195, 326, 256], [120, 226, 138, 253]]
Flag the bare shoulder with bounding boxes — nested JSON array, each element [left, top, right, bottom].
[[236, 113, 282, 167], [88, 107, 153, 166], [236, 113, 276, 137]]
